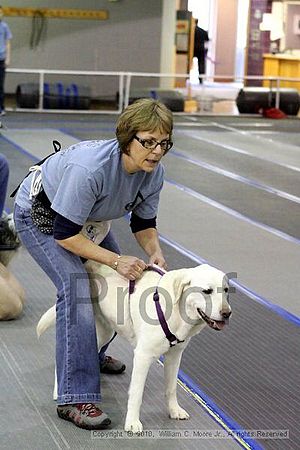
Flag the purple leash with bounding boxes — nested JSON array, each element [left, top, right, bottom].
[[129, 265, 184, 347]]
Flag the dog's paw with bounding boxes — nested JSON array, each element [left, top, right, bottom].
[[124, 419, 143, 433], [169, 406, 190, 420]]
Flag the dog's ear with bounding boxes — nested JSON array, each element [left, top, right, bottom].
[[159, 268, 192, 305]]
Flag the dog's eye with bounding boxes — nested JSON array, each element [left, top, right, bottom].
[[202, 288, 213, 295]]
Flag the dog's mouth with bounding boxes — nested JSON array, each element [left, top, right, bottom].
[[197, 308, 227, 331]]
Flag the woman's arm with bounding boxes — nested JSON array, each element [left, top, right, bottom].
[[56, 233, 117, 266], [134, 228, 166, 269], [56, 234, 146, 279]]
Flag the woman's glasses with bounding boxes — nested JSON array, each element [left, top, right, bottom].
[[134, 135, 173, 152]]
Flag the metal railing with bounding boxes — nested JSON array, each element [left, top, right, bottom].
[[7, 68, 125, 114], [6, 68, 300, 114]]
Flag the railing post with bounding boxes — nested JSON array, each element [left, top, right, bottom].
[[38, 71, 44, 111], [275, 77, 280, 109], [118, 73, 124, 113], [124, 73, 132, 109]]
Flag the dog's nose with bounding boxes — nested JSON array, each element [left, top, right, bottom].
[[221, 310, 232, 319]]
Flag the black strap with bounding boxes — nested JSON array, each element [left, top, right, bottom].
[[10, 140, 61, 198], [52, 140, 61, 153]]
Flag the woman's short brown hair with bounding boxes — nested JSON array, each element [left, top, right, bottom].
[[116, 98, 173, 154]]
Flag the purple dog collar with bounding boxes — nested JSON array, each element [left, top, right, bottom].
[[128, 265, 184, 347]]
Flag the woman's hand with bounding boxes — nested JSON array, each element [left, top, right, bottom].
[[133, 229, 167, 270], [115, 255, 147, 280], [148, 252, 167, 270]]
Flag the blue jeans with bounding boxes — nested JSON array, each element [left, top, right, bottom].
[[14, 204, 121, 405], [0, 153, 9, 217]]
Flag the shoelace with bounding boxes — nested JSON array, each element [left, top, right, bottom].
[[78, 403, 101, 416]]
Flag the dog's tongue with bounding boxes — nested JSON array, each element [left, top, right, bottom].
[[213, 321, 225, 330]]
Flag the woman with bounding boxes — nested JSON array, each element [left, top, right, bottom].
[[14, 98, 173, 430]]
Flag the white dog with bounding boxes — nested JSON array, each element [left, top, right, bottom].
[[37, 263, 231, 432]]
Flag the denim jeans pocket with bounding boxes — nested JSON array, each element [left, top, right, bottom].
[[14, 204, 33, 232]]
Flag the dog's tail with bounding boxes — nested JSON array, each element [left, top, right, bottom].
[[36, 305, 56, 338]]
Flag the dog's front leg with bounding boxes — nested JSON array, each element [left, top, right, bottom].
[[124, 347, 154, 433], [164, 346, 189, 420]]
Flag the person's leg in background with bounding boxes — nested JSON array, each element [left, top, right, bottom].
[[199, 49, 208, 85], [0, 154, 9, 217], [98, 230, 126, 374], [197, 55, 205, 84], [0, 60, 6, 114]]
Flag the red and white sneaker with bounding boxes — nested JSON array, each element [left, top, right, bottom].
[[57, 403, 111, 430]]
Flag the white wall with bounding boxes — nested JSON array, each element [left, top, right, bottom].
[[188, 0, 241, 79], [235, 0, 250, 78], [4, 0, 164, 96], [214, 0, 239, 78], [160, 0, 177, 87], [284, 2, 300, 49]]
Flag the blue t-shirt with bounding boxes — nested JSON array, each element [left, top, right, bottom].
[[16, 139, 164, 225], [0, 21, 12, 60]]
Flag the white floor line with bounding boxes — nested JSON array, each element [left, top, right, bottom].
[[226, 122, 274, 127], [166, 177, 300, 246], [171, 150, 300, 205], [210, 120, 275, 136], [250, 130, 282, 134], [180, 131, 300, 173], [210, 120, 300, 151], [188, 118, 300, 152], [174, 122, 209, 127]]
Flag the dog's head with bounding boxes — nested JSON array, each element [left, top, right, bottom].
[[0, 219, 20, 266], [161, 264, 232, 331], [188, 264, 232, 331]]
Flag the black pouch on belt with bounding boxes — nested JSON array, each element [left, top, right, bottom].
[[30, 189, 56, 235], [10, 140, 61, 235]]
